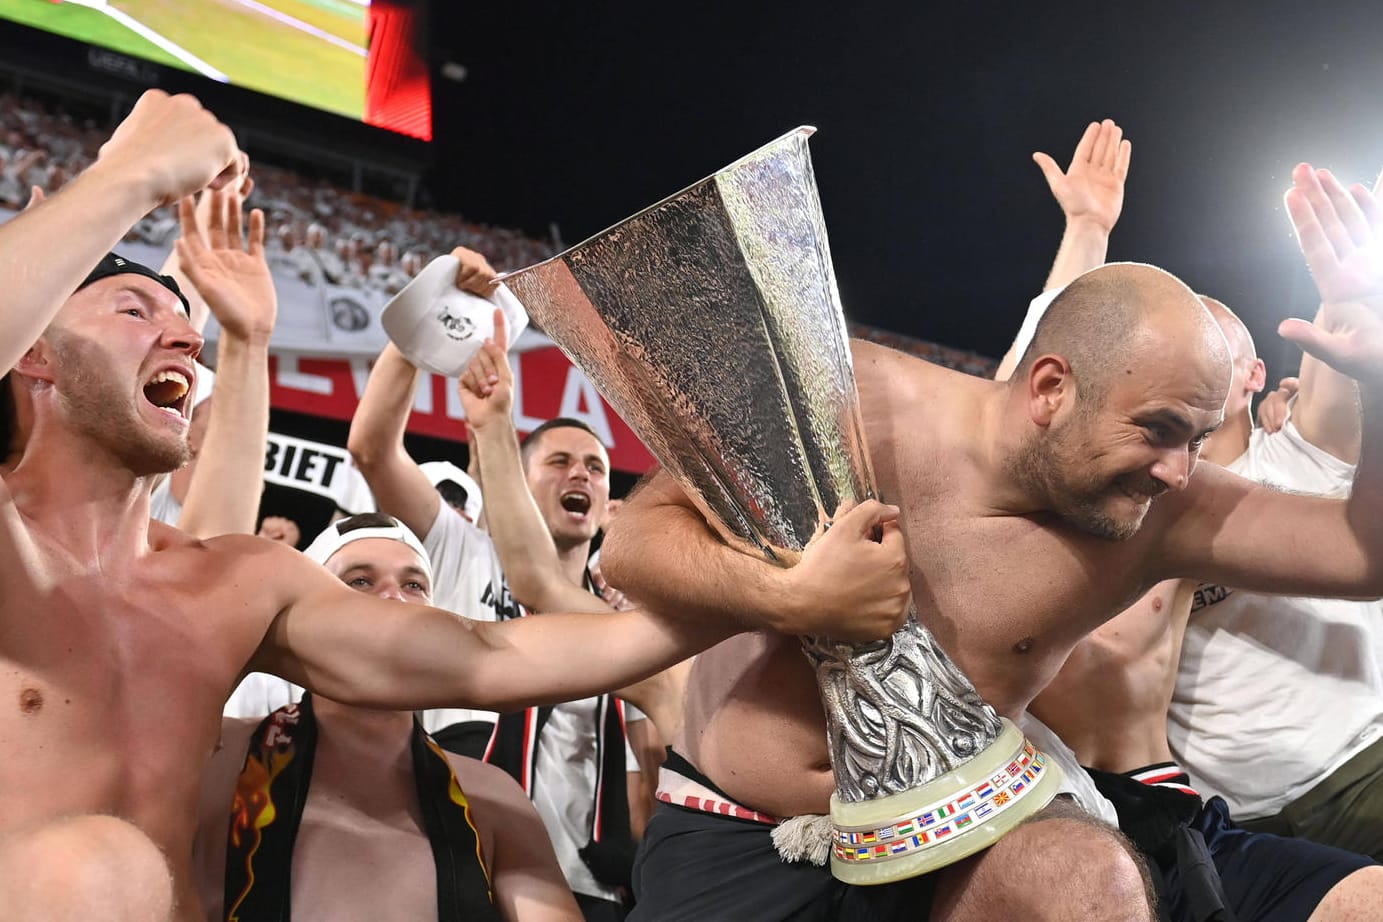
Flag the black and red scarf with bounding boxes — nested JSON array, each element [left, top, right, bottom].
[[483, 576, 636, 891], [223, 694, 501, 921]]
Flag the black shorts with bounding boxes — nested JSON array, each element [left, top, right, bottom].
[[1086, 767, 1373, 922], [629, 802, 936, 922], [1165, 797, 1372, 922]]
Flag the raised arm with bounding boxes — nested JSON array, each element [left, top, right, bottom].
[[601, 471, 912, 642], [1287, 305, 1361, 463], [248, 539, 735, 713], [346, 342, 441, 540], [1158, 164, 1383, 596], [0, 90, 243, 377], [460, 304, 605, 613], [996, 119, 1132, 380], [159, 176, 254, 334], [170, 190, 276, 537]]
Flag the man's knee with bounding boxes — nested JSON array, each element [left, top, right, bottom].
[[1309, 865, 1383, 922], [935, 806, 1154, 921], [0, 815, 173, 920]]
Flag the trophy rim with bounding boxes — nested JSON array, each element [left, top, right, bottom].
[[499, 125, 819, 285]]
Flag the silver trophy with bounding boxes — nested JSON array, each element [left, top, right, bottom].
[[503, 127, 1060, 883]]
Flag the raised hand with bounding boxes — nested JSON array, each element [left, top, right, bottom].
[[1280, 164, 1383, 384], [781, 499, 912, 643], [1032, 119, 1132, 234], [173, 189, 277, 342], [96, 90, 245, 207], [453, 246, 500, 295], [1257, 376, 1299, 433], [457, 308, 513, 429]]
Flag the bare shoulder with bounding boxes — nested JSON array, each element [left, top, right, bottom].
[[186, 530, 339, 617], [447, 753, 534, 813], [850, 337, 985, 401], [196, 530, 319, 578]]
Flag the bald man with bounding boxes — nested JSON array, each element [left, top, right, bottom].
[[1029, 299, 1383, 921], [601, 161, 1383, 920], [1022, 120, 1383, 867]]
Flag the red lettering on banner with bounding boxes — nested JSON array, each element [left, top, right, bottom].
[[268, 350, 656, 474]]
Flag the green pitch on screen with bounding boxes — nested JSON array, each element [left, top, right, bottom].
[[0, 0, 367, 121]]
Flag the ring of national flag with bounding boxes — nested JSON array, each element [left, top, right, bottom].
[[831, 739, 1048, 864]]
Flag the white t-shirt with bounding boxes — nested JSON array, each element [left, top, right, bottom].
[[415, 502, 513, 734], [224, 673, 303, 718], [1168, 415, 1383, 818], [149, 478, 182, 526]]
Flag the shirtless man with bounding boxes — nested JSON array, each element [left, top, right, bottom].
[[1016, 125, 1382, 918], [1030, 302, 1383, 921], [0, 91, 909, 920], [602, 121, 1383, 918], [196, 513, 581, 922]]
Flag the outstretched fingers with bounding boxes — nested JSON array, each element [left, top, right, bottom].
[[247, 208, 266, 258], [1287, 166, 1344, 282], [1068, 121, 1100, 170], [1317, 168, 1372, 248]]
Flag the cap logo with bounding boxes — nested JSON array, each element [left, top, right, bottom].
[[436, 303, 476, 342]]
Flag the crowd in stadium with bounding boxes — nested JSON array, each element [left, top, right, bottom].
[[4, 76, 1383, 922]]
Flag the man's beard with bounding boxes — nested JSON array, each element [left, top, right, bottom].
[[52, 335, 190, 477], [1005, 417, 1142, 542]]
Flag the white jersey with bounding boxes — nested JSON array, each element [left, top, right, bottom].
[[149, 478, 182, 526], [530, 697, 642, 903], [416, 502, 512, 734], [223, 673, 303, 718], [1168, 415, 1383, 818]]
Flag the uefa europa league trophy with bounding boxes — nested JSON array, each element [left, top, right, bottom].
[[502, 127, 1061, 883]]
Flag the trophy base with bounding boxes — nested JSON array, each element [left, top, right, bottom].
[[829, 718, 1063, 885]]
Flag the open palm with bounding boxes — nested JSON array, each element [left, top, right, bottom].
[[174, 189, 277, 341], [1283, 163, 1383, 383]]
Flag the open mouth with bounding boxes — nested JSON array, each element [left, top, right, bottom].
[[143, 368, 191, 419], [560, 491, 592, 515]]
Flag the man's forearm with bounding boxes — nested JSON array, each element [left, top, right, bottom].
[[1044, 217, 1110, 292], [177, 332, 270, 537], [347, 343, 421, 469], [1294, 306, 1362, 464], [469, 606, 730, 713], [601, 476, 797, 633], [469, 417, 583, 612], [1, 161, 160, 373], [1344, 380, 1383, 576], [994, 218, 1111, 381]]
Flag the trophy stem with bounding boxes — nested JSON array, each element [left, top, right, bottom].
[[804, 618, 1063, 884]]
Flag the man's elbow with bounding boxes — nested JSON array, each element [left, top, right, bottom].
[[346, 426, 378, 470], [599, 525, 636, 593]]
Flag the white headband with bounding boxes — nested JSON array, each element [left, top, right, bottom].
[[303, 518, 434, 587]]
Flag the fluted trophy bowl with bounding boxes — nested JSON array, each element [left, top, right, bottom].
[[502, 127, 1060, 883]]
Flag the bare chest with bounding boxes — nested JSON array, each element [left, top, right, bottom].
[[0, 550, 263, 844], [292, 795, 438, 922], [890, 476, 1153, 716]]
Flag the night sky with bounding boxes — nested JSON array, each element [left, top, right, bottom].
[[425, 0, 1383, 380]]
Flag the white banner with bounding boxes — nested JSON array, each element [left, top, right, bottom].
[[263, 430, 373, 512]]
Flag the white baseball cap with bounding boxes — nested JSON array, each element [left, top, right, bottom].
[[303, 513, 434, 587], [420, 460, 483, 522], [381, 253, 530, 377]]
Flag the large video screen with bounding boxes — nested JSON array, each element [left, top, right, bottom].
[[0, 0, 432, 140]]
